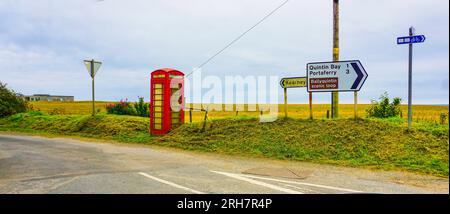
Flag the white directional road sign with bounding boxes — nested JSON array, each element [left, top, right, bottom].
[[307, 60, 368, 92], [84, 60, 102, 78]]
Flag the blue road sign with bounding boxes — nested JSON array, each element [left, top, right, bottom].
[[397, 35, 426, 45]]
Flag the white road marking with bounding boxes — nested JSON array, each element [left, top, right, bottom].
[[284, 184, 324, 194], [138, 172, 204, 194], [211, 170, 362, 193], [210, 170, 304, 194], [240, 173, 362, 193], [47, 176, 79, 192]]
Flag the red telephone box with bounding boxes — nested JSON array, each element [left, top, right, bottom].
[[150, 68, 185, 135]]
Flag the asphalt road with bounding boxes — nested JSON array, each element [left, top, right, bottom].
[[0, 134, 448, 194]]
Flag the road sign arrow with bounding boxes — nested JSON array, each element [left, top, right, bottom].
[[350, 62, 367, 90], [419, 35, 426, 42], [280, 79, 285, 87]]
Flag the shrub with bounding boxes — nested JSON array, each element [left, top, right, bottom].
[[106, 98, 149, 117], [106, 99, 137, 116], [366, 92, 402, 118], [0, 82, 28, 117], [134, 97, 149, 117], [49, 107, 66, 115]]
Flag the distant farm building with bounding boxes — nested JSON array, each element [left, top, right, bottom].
[[20, 94, 74, 102]]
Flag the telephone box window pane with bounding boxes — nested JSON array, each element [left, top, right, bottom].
[[154, 118, 162, 123], [154, 95, 163, 100], [154, 84, 163, 89], [154, 89, 163, 94], [154, 112, 162, 117], [154, 124, 162, 129], [171, 119, 179, 124], [154, 101, 163, 106], [154, 107, 162, 112], [171, 112, 179, 117]]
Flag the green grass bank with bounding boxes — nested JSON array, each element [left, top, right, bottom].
[[0, 112, 448, 177]]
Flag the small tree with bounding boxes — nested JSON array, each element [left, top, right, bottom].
[[0, 82, 28, 117], [366, 92, 402, 118], [134, 97, 149, 117]]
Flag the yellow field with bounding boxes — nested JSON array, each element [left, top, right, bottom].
[[29, 101, 115, 115], [29, 101, 449, 124], [186, 104, 449, 124]]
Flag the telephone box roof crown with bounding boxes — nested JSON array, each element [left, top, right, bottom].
[[152, 68, 184, 76]]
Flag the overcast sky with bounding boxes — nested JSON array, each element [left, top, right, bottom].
[[0, 0, 448, 104]]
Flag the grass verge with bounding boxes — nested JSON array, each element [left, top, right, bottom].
[[0, 112, 448, 177]]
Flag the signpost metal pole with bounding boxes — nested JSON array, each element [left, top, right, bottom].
[[354, 91, 358, 119], [332, 0, 339, 118], [407, 27, 414, 129], [309, 92, 313, 119], [84, 59, 101, 116], [396, 28, 425, 129], [284, 88, 288, 118], [91, 59, 95, 116]]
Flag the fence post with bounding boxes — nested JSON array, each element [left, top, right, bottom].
[[326, 110, 330, 119], [440, 113, 447, 125], [202, 110, 208, 132], [189, 108, 192, 123]]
